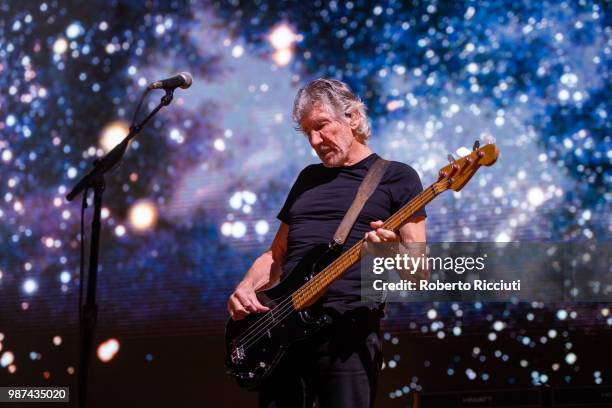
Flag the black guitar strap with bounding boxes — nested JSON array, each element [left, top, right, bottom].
[[332, 157, 390, 247]]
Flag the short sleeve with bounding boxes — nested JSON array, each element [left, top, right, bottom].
[[387, 162, 427, 219], [276, 165, 317, 224]]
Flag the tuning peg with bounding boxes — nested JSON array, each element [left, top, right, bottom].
[[473, 140, 480, 151], [447, 154, 460, 172]]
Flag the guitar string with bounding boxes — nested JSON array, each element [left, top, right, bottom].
[[232, 189, 437, 354], [232, 189, 436, 355], [232, 189, 437, 355]]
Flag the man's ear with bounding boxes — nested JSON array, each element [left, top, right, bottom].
[[348, 110, 360, 130]]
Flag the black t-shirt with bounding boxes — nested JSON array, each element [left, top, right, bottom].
[[277, 153, 427, 313]]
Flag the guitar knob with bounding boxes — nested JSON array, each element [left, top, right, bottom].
[[318, 314, 333, 326]]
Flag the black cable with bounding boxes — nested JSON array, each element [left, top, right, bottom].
[[107, 88, 151, 177], [78, 188, 88, 324], [131, 88, 151, 129]]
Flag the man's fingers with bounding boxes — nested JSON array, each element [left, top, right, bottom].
[[370, 220, 384, 229], [365, 231, 382, 243], [231, 291, 258, 314], [231, 288, 269, 316], [234, 291, 253, 310], [248, 293, 269, 312], [367, 221, 399, 242], [242, 298, 260, 313], [365, 226, 399, 244], [376, 228, 398, 241], [228, 298, 248, 320]]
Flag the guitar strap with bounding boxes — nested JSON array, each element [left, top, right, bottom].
[[332, 157, 390, 247]]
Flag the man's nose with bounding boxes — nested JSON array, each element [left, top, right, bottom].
[[309, 130, 322, 146]]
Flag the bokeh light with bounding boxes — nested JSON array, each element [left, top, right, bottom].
[[128, 200, 158, 232], [99, 121, 130, 153], [97, 338, 120, 363]]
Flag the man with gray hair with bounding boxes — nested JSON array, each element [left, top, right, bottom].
[[228, 78, 426, 407]]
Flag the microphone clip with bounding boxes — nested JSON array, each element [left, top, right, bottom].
[[161, 88, 174, 106]]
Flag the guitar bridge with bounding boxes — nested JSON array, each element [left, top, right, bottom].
[[231, 343, 245, 364]]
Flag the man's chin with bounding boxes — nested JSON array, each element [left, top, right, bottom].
[[318, 151, 342, 167], [321, 156, 340, 168]]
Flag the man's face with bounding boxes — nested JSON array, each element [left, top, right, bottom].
[[300, 102, 356, 168]]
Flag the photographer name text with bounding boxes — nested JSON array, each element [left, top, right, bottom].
[[372, 279, 521, 292]]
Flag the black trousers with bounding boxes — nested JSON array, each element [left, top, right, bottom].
[[258, 309, 383, 408]]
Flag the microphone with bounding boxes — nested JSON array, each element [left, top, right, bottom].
[[147, 72, 193, 90]]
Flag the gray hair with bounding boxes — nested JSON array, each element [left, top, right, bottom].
[[292, 78, 371, 143]]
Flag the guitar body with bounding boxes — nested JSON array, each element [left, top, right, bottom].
[[224, 244, 337, 390]]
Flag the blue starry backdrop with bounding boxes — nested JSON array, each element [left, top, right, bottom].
[[0, 0, 610, 392]]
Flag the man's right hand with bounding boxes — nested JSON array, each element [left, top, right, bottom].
[[227, 280, 270, 321]]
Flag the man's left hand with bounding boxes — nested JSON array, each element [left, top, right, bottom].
[[364, 220, 400, 243]]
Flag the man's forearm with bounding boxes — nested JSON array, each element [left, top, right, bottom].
[[398, 217, 428, 281], [239, 250, 283, 291], [396, 241, 429, 281]]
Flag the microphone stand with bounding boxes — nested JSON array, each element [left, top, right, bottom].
[[66, 88, 175, 408]]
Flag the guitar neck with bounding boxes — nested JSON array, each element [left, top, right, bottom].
[[291, 183, 440, 310]]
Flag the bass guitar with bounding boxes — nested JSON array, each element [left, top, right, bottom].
[[225, 142, 499, 389]]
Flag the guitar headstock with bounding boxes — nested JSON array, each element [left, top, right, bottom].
[[434, 142, 499, 193]]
